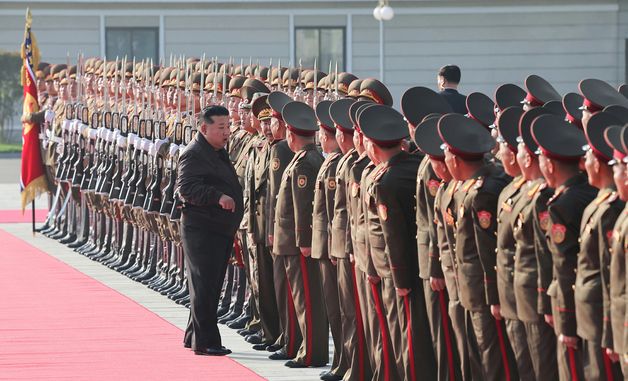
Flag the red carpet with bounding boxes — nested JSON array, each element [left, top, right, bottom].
[[0, 228, 264, 380], [0, 209, 47, 223]]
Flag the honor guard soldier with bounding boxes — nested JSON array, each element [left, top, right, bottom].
[[530, 114, 597, 380], [438, 113, 517, 381], [274, 100, 328, 368], [513, 106, 559, 380], [576, 111, 624, 380], [360, 104, 438, 381]]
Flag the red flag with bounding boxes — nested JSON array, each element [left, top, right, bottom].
[[19, 8, 47, 212]]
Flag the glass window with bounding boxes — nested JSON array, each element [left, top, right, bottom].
[[106, 27, 158, 61], [295, 27, 345, 71]]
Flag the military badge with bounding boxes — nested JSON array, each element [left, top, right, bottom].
[[428, 179, 440, 197], [539, 211, 550, 231], [607, 230, 614, 247], [297, 175, 307, 188], [551, 224, 566, 244], [271, 158, 280, 171], [477, 211, 492, 229], [328, 178, 336, 190], [378, 204, 388, 221]]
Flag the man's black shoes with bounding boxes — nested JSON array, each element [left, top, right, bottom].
[[193, 346, 232, 356]]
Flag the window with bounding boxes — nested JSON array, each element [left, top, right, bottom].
[[295, 27, 345, 71], [106, 27, 158, 62]]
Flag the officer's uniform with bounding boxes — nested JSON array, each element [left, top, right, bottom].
[[530, 114, 597, 380], [273, 101, 328, 368], [360, 104, 437, 380], [266, 91, 300, 359], [312, 100, 347, 379], [439, 113, 518, 381]]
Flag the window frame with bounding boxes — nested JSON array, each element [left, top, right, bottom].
[[105, 26, 159, 62], [294, 26, 346, 71]]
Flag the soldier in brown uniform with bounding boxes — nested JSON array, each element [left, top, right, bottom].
[[415, 114, 469, 380], [266, 90, 301, 360], [361, 104, 437, 381], [329, 98, 373, 381], [274, 101, 328, 368], [530, 114, 597, 380], [514, 107, 558, 380], [605, 125, 628, 375], [402, 86, 460, 381], [494, 106, 536, 381], [439, 113, 518, 381], [311, 100, 347, 381], [246, 94, 281, 349], [575, 111, 624, 380]]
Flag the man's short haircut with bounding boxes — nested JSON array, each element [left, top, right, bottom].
[[202, 105, 229, 124], [438, 65, 461, 84]]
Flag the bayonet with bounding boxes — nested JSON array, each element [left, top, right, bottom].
[[335, 61, 339, 98], [313, 58, 317, 107], [200, 53, 205, 109]]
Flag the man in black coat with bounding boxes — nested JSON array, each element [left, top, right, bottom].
[[437, 65, 468, 114], [177, 106, 245, 356]]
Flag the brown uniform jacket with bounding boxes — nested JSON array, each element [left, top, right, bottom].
[[248, 139, 272, 244], [373, 151, 422, 289], [330, 149, 359, 259], [575, 188, 624, 345], [454, 163, 509, 311], [311, 150, 342, 260], [417, 155, 443, 280], [609, 207, 628, 354], [434, 180, 462, 301], [348, 153, 372, 273], [496, 175, 526, 320], [272, 143, 323, 256], [266, 139, 295, 247], [546, 173, 596, 337], [513, 178, 554, 322]]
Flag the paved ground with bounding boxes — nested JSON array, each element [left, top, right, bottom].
[[0, 159, 332, 380]]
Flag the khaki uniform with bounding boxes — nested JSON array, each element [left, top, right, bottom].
[[453, 163, 518, 381], [575, 187, 624, 380], [545, 173, 596, 381], [330, 149, 371, 381], [266, 139, 300, 356], [609, 207, 628, 374], [248, 139, 280, 345], [370, 151, 437, 381], [416, 155, 459, 381], [496, 176, 535, 380], [434, 180, 476, 380], [349, 154, 379, 375], [273, 143, 328, 366], [311, 149, 346, 376], [513, 178, 557, 380]]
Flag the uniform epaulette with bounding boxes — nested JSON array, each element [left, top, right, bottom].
[[463, 178, 478, 192], [602, 191, 618, 204], [527, 182, 542, 198], [514, 176, 526, 190], [373, 164, 390, 182]]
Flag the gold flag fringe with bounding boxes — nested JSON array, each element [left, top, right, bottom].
[[20, 175, 48, 213]]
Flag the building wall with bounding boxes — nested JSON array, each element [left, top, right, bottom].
[[0, 1, 624, 108]]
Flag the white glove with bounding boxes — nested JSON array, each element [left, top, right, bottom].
[[44, 110, 55, 123]]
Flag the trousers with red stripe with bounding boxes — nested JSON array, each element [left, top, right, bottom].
[[283, 254, 329, 366]]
